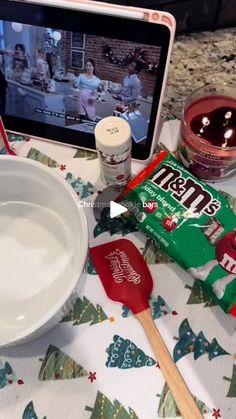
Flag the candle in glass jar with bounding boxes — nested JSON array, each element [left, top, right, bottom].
[[178, 84, 236, 182]]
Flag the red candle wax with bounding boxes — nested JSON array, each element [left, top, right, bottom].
[[186, 96, 236, 148], [179, 86, 236, 181]]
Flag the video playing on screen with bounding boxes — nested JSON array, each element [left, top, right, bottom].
[[0, 20, 162, 143]]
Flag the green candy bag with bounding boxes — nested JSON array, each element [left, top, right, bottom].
[[117, 150, 236, 315]]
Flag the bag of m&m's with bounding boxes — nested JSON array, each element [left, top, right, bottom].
[[117, 150, 236, 315]]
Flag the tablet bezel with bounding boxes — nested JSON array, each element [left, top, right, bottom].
[[1, 0, 172, 161]]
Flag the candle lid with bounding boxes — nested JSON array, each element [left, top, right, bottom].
[[95, 116, 131, 155]]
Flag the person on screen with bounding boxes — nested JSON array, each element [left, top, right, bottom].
[[111, 60, 142, 104], [73, 59, 102, 121], [13, 44, 28, 71], [0, 69, 8, 115], [36, 49, 50, 84]]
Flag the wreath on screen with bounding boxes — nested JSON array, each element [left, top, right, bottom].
[[103, 46, 158, 74]]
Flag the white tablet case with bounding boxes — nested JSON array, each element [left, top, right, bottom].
[[9, 0, 176, 161]]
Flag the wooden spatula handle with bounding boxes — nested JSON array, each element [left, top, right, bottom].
[[136, 309, 203, 419]]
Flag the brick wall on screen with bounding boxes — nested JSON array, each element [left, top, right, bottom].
[[65, 34, 161, 97]]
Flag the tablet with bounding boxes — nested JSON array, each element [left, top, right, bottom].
[[0, 0, 175, 161]]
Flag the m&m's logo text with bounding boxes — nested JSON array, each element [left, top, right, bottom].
[[150, 164, 220, 216]]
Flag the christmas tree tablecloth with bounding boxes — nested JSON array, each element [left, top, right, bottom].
[[0, 120, 236, 419]]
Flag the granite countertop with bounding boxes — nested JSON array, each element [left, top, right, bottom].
[[162, 27, 236, 120]]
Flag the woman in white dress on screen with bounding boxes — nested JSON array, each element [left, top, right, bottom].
[[73, 59, 101, 121]]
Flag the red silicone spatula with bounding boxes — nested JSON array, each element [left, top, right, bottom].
[[90, 239, 203, 419]]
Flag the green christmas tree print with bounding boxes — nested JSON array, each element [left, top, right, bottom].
[[122, 305, 132, 318], [0, 360, 17, 389], [73, 148, 97, 160], [106, 335, 156, 368], [61, 296, 109, 326], [192, 331, 210, 360], [223, 365, 236, 397], [22, 401, 38, 419], [22, 401, 47, 419], [122, 295, 175, 319], [173, 319, 229, 362], [208, 338, 230, 361], [157, 382, 212, 417], [141, 239, 172, 264], [38, 345, 88, 381], [85, 391, 139, 418], [0, 146, 7, 155], [8, 132, 25, 143], [65, 173, 96, 198], [173, 319, 196, 362], [86, 257, 97, 275], [185, 281, 217, 307], [152, 295, 174, 318], [27, 148, 59, 168], [94, 207, 137, 237]]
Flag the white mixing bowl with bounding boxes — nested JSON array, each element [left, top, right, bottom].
[[0, 156, 88, 347]]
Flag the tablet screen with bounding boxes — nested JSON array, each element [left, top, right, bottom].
[[0, 1, 171, 160]]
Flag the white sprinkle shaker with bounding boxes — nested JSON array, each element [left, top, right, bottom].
[[94, 116, 132, 186]]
